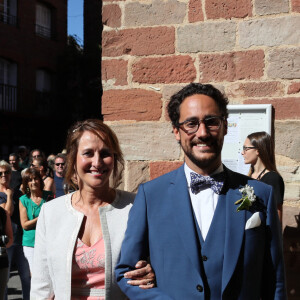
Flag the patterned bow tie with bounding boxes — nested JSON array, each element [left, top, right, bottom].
[[190, 172, 225, 195]]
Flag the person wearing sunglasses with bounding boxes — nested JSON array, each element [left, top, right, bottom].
[[29, 149, 46, 165], [53, 153, 66, 197], [4, 157, 31, 300], [242, 131, 285, 224], [0, 161, 14, 217], [0, 206, 13, 300]]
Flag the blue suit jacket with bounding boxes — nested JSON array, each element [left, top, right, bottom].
[[115, 166, 286, 299]]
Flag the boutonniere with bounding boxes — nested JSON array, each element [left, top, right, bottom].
[[235, 184, 256, 212]]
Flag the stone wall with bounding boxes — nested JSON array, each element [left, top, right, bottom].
[[102, 0, 299, 201], [102, 0, 300, 296]]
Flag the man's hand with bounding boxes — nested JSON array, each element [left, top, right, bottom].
[[124, 260, 156, 289]]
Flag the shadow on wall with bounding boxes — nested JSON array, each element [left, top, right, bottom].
[[283, 211, 300, 300]]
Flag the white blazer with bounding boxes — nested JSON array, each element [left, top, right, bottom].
[[30, 190, 135, 300]]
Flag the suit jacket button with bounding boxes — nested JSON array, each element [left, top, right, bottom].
[[202, 255, 208, 261], [196, 284, 203, 292]]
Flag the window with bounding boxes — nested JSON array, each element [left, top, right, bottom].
[[36, 69, 52, 92], [0, 58, 17, 111], [36, 69, 53, 112], [35, 3, 52, 38], [0, 0, 17, 25]]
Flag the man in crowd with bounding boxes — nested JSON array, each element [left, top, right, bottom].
[[8, 153, 22, 190], [53, 153, 66, 197], [116, 83, 286, 299], [17, 146, 29, 169]]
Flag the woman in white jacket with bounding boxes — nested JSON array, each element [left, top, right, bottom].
[[31, 119, 154, 300]]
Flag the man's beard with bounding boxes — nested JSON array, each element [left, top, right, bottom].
[[180, 139, 222, 169]]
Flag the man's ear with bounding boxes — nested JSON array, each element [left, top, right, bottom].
[[223, 119, 228, 136], [173, 126, 181, 142]]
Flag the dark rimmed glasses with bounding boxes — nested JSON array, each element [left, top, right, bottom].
[[242, 146, 256, 152], [177, 116, 225, 134]]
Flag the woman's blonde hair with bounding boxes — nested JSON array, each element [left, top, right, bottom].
[[0, 160, 11, 173]]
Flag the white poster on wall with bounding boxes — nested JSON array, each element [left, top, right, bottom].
[[222, 104, 272, 175]]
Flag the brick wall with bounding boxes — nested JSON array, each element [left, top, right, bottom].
[[102, 0, 300, 219]]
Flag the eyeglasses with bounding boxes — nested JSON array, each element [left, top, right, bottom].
[[242, 146, 256, 152], [55, 163, 65, 166], [0, 171, 10, 176], [178, 116, 225, 134], [30, 164, 38, 168]]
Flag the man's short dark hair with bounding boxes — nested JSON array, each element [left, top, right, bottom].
[[9, 153, 19, 160], [167, 83, 229, 127], [55, 153, 66, 161]]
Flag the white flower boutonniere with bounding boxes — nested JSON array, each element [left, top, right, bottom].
[[235, 184, 256, 212]]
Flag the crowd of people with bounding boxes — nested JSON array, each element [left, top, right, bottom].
[[0, 148, 69, 300], [0, 83, 286, 299]]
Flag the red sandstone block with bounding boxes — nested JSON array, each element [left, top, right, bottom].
[[244, 98, 300, 119], [102, 27, 175, 57], [102, 59, 127, 86], [288, 82, 300, 94], [199, 50, 264, 82], [102, 89, 162, 121], [189, 0, 204, 23], [150, 161, 183, 180], [132, 56, 196, 84], [292, 0, 300, 12], [102, 4, 121, 28], [205, 0, 252, 19]]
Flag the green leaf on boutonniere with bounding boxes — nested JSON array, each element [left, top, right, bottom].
[[235, 197, 252, 212]]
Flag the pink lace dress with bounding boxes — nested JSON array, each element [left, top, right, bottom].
[[71, 237, 106, 300]]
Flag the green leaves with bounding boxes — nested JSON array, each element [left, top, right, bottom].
[[235, 197, 252, 212]]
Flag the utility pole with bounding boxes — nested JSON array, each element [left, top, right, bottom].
[[83, 0, 103, 119]]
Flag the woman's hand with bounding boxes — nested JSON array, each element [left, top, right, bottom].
[[19, 200, 38, 230], [124, 260, 156, 289], [3, 188, 14, 216], [4, 188, 13, 197]]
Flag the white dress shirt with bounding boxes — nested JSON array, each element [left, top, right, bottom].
[[184, 163, 224, 240]]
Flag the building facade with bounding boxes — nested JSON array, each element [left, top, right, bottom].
[[0, 0, 67, 156]]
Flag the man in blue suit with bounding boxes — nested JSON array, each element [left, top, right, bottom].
[[115, 83, 286, 299]]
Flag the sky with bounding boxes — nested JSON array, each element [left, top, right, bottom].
[[68, 0, 84, 44]]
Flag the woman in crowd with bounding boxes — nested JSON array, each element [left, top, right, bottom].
[[0, 161, 14, 217], [242, 131, 285, 223], [0, 161, 31, 300], [30, 158, 55, 194], [19, 168, 52, 273], [31, 119, 154, 299], [0, 206, 13, 300]]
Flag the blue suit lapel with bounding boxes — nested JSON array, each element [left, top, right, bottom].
[[222, 169, 247, 292], [170, 165, 201, 273]]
